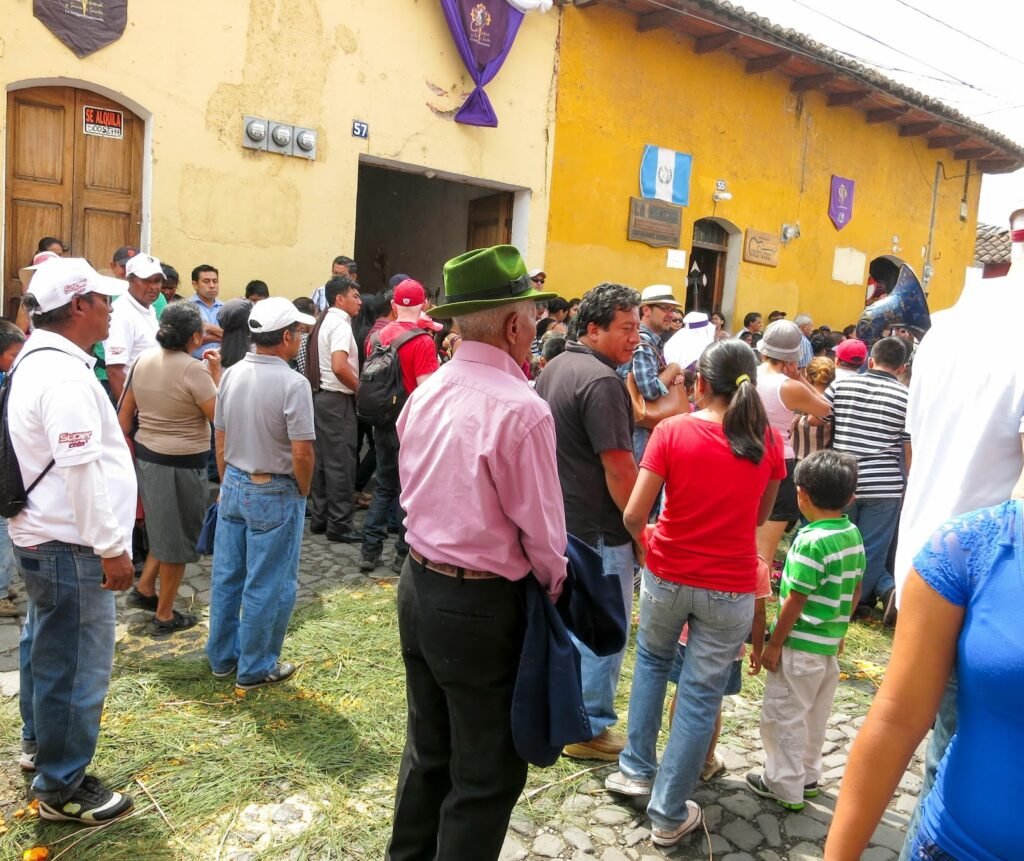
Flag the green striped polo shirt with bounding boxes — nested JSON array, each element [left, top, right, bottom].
[[774, 516, 865, 656]]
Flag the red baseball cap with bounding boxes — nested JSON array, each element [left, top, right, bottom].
[[394, 279, 426, 308], [835, 338, 867, 365]]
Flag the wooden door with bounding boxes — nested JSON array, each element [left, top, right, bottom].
[[4, 86, 143, 319], [466, 191, 513, 250]]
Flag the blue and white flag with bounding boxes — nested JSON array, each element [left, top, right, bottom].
[[640, 145, 692, 207]]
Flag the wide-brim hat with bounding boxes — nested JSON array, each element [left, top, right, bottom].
[[429, 245, 557, 319], [664, 311, 714, 369]]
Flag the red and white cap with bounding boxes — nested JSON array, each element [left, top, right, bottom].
[[24, 257, 127, 314]]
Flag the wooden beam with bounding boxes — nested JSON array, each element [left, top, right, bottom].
[[954, 146, 996, 160], [693, 31, 740, 54], [866, 106, 909, 123], [745, 52, 792, 73], [790, 73, 835, 92], [898, 121, 941, 137], [976, 158, 1021, 174], [927, 134, 969, 149], [827, 90, 870, 106], [637, 10, 676, 32]]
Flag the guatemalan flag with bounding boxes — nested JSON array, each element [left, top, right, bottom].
[[640, 145, 693, 207]]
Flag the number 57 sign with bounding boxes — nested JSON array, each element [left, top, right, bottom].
[[352, 120, 369, 139]]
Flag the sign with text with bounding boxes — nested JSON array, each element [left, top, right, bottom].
[[627, 197, 683, 249], [82, 105, 124, 139], [352, 120, 369, 139], [743, 228, 781, 267]]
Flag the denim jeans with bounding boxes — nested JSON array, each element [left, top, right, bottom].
[[16, 542, 116, 804], [361, 423, 408, 559], [206, 466, 306, 684], [0, 516, 16, 595], [618, 570, 753, 831], [907, 832, 957, 861], [576, 538, 635, 736], [899, 673, 958, 861], [847, 497, 902, 605]]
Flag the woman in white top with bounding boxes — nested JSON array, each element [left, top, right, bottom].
[[754, 320, 832, 568]]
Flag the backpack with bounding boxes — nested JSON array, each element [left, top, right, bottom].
[[355, 328, 431, 427], [0, 347, 69, 518]]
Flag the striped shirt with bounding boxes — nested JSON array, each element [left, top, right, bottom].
[[825, 370, 910, 498], [776, 516, 865, 655]]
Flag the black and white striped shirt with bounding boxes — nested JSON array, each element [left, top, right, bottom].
[[825, 370, 910, 498]]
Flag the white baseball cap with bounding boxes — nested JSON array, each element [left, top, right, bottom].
[[125, 253, 164, 280], [247, 297, 316, 334], [24, 257, 127, 314]]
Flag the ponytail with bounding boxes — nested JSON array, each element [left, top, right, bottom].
[[698, 340, 768, 464]]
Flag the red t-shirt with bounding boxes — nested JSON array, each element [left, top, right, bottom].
[[640, 414, 786, 592], [378, 321, 439, 394]]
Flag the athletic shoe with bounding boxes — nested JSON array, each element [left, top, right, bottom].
[[701, 753, 726, 781], [19, 740, 37, 772], [604, 770, 652, 797], [745, 771, 805, 811], [37, 775, 134, 826], [211, 664, 237, 679], [359, 553, 381, 573], [563, 729, 625, 762], [650, 801, 703, 847], [803, 781, 819, 799], [390, 554, 407, 575], [882, 587, 898, 627], [236, 661, 297, 690], [126, 588, 159, 611], [145, 610, 197, 637]]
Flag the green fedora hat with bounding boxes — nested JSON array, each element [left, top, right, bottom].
[[429, 245, 558, 319]]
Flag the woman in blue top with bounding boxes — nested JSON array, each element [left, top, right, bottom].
[[826, 500, 1024, 861]]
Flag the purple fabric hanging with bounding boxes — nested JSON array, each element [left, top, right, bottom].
[[440, 0, 525, 127]]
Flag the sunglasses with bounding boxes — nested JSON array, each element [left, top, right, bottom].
[[532, 276, 546, 284]]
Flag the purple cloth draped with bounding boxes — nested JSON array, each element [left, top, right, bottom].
[[829, 175, 855, 230], [440, 0, 525, 127]]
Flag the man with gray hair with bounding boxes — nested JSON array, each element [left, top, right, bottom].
[[386, 245, 568, 861], [794, 313, 814, 369]]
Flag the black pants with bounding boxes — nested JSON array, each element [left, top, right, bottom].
[[387, 556, 527, 861], [361, 423, 406, 558], [355, 421, 376, 492], [309, 390, 358, 537]]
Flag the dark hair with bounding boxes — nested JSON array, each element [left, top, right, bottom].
[[827, 332, 844, 351], [22, 291, 106, 327], [388, 273, 410, 289], [37, 237, 64, 253], [325, 275, 359, 309], [698, 340, 768, 464], [252, 322, 300, 348], [710, 309, 725, 323], [293, 297, 316, 316], [0, 320, 26, 352], [871, 336, 908, 369], [161, 263, 179, 284], [536, 317, 560, 339], [244, 280, 269, 300], [568, 298, 581, 310], [541, 335, 567, 361], [547, 297, 570, 315], [191, 264, 218, 283], [743, 311, 762, 328], [794, 450, 858, 511], [156, 302, 203, 351], [738, 330, 754, 345], [353, 290, 392, 362], [218, 299, 253, 368], [576, 283, 641, 333], [333, 255, 356, 272], [810, 334, 828, 357], [842, 324, 856, 338]]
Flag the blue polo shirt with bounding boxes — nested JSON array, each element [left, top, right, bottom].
[[191, 295, 224, 358]]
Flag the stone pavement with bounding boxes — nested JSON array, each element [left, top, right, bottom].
[[0, 513, 920, 860]]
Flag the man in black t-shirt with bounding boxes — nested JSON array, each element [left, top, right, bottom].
[[536, 282, 641, 761]]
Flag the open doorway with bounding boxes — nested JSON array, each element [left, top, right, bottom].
[[687, 217, 741, 316], [353, 159, 522, 300]]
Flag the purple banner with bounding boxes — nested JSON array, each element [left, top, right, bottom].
[[829, 175, 855, 231], [35, 0, 127, 59], [440, 0, 525, 127]]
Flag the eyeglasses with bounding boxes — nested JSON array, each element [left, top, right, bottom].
[[532, 276, 546, 284]]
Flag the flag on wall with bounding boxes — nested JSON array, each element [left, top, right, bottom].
[[640, 146, 693, 207], [829, 175, 855, 230]]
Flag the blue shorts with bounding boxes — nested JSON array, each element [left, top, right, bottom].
[[671, 643, 743, 696]]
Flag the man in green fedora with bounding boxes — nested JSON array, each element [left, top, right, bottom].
[[386, 245, 569, 861]]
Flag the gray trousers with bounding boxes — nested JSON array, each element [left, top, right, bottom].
[[309, 390, 357, 536]]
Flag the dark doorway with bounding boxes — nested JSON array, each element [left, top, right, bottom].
[[687, 218, 729, 313]]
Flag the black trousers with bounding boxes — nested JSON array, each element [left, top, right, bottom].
[[309, 390, 357, 536], [387, 556, 527, 861], [361, 423, 407, 558]]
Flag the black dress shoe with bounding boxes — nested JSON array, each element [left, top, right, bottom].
[[327, 530, 363, 544], [309, 522, 327, 535]]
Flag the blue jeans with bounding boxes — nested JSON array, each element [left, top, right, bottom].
[[619, 570, 753, 831], [206, 467, 306, 684], [847, 497, 901, 605], [16, 542, 116, 804], [899, 673, 958, 861], [907, 832, 957, 861], [576, 538, 635, 736], [361, 423, 408, 558], [0, 517, 16, 595]]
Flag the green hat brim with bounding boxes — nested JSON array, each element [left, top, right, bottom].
[[428, 288, 558, 319]]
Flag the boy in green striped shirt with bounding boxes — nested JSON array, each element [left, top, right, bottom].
[[746, 450, 864, 811]]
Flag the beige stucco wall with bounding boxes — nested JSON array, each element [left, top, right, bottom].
[[1, 0, 560, 298]]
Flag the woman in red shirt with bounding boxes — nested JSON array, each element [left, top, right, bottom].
[[605, 339, 785, 848]]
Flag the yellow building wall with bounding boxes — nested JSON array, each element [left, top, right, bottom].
[[546, 5, 981, 331], [0, 0, 560, 298]]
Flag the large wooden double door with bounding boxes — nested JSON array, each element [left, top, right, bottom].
[[4, 86, 143, 318]]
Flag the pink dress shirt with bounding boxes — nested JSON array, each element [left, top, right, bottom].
[[397, 341, 568, 600]]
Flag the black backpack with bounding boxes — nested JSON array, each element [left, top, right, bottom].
[[356, 328, 431, 427], [0, 347, 69, 518]]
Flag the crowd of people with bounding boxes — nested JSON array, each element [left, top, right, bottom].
[[3, 222, 1020, 861]]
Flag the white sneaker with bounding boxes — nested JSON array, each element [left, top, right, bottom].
[[651, 801, 703, 847], [604, 770, 652, 797], [19, 740, 37, 772]]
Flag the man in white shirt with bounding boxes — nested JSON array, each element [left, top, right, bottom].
[[10, 258, 137, 825], [103, 253, 163, 399], [304, 276, 363, 541], [311, 256, 356, 312]]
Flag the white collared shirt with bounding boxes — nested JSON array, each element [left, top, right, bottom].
[[317, 308, 358, 394], [104, 289, 159, 367]]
